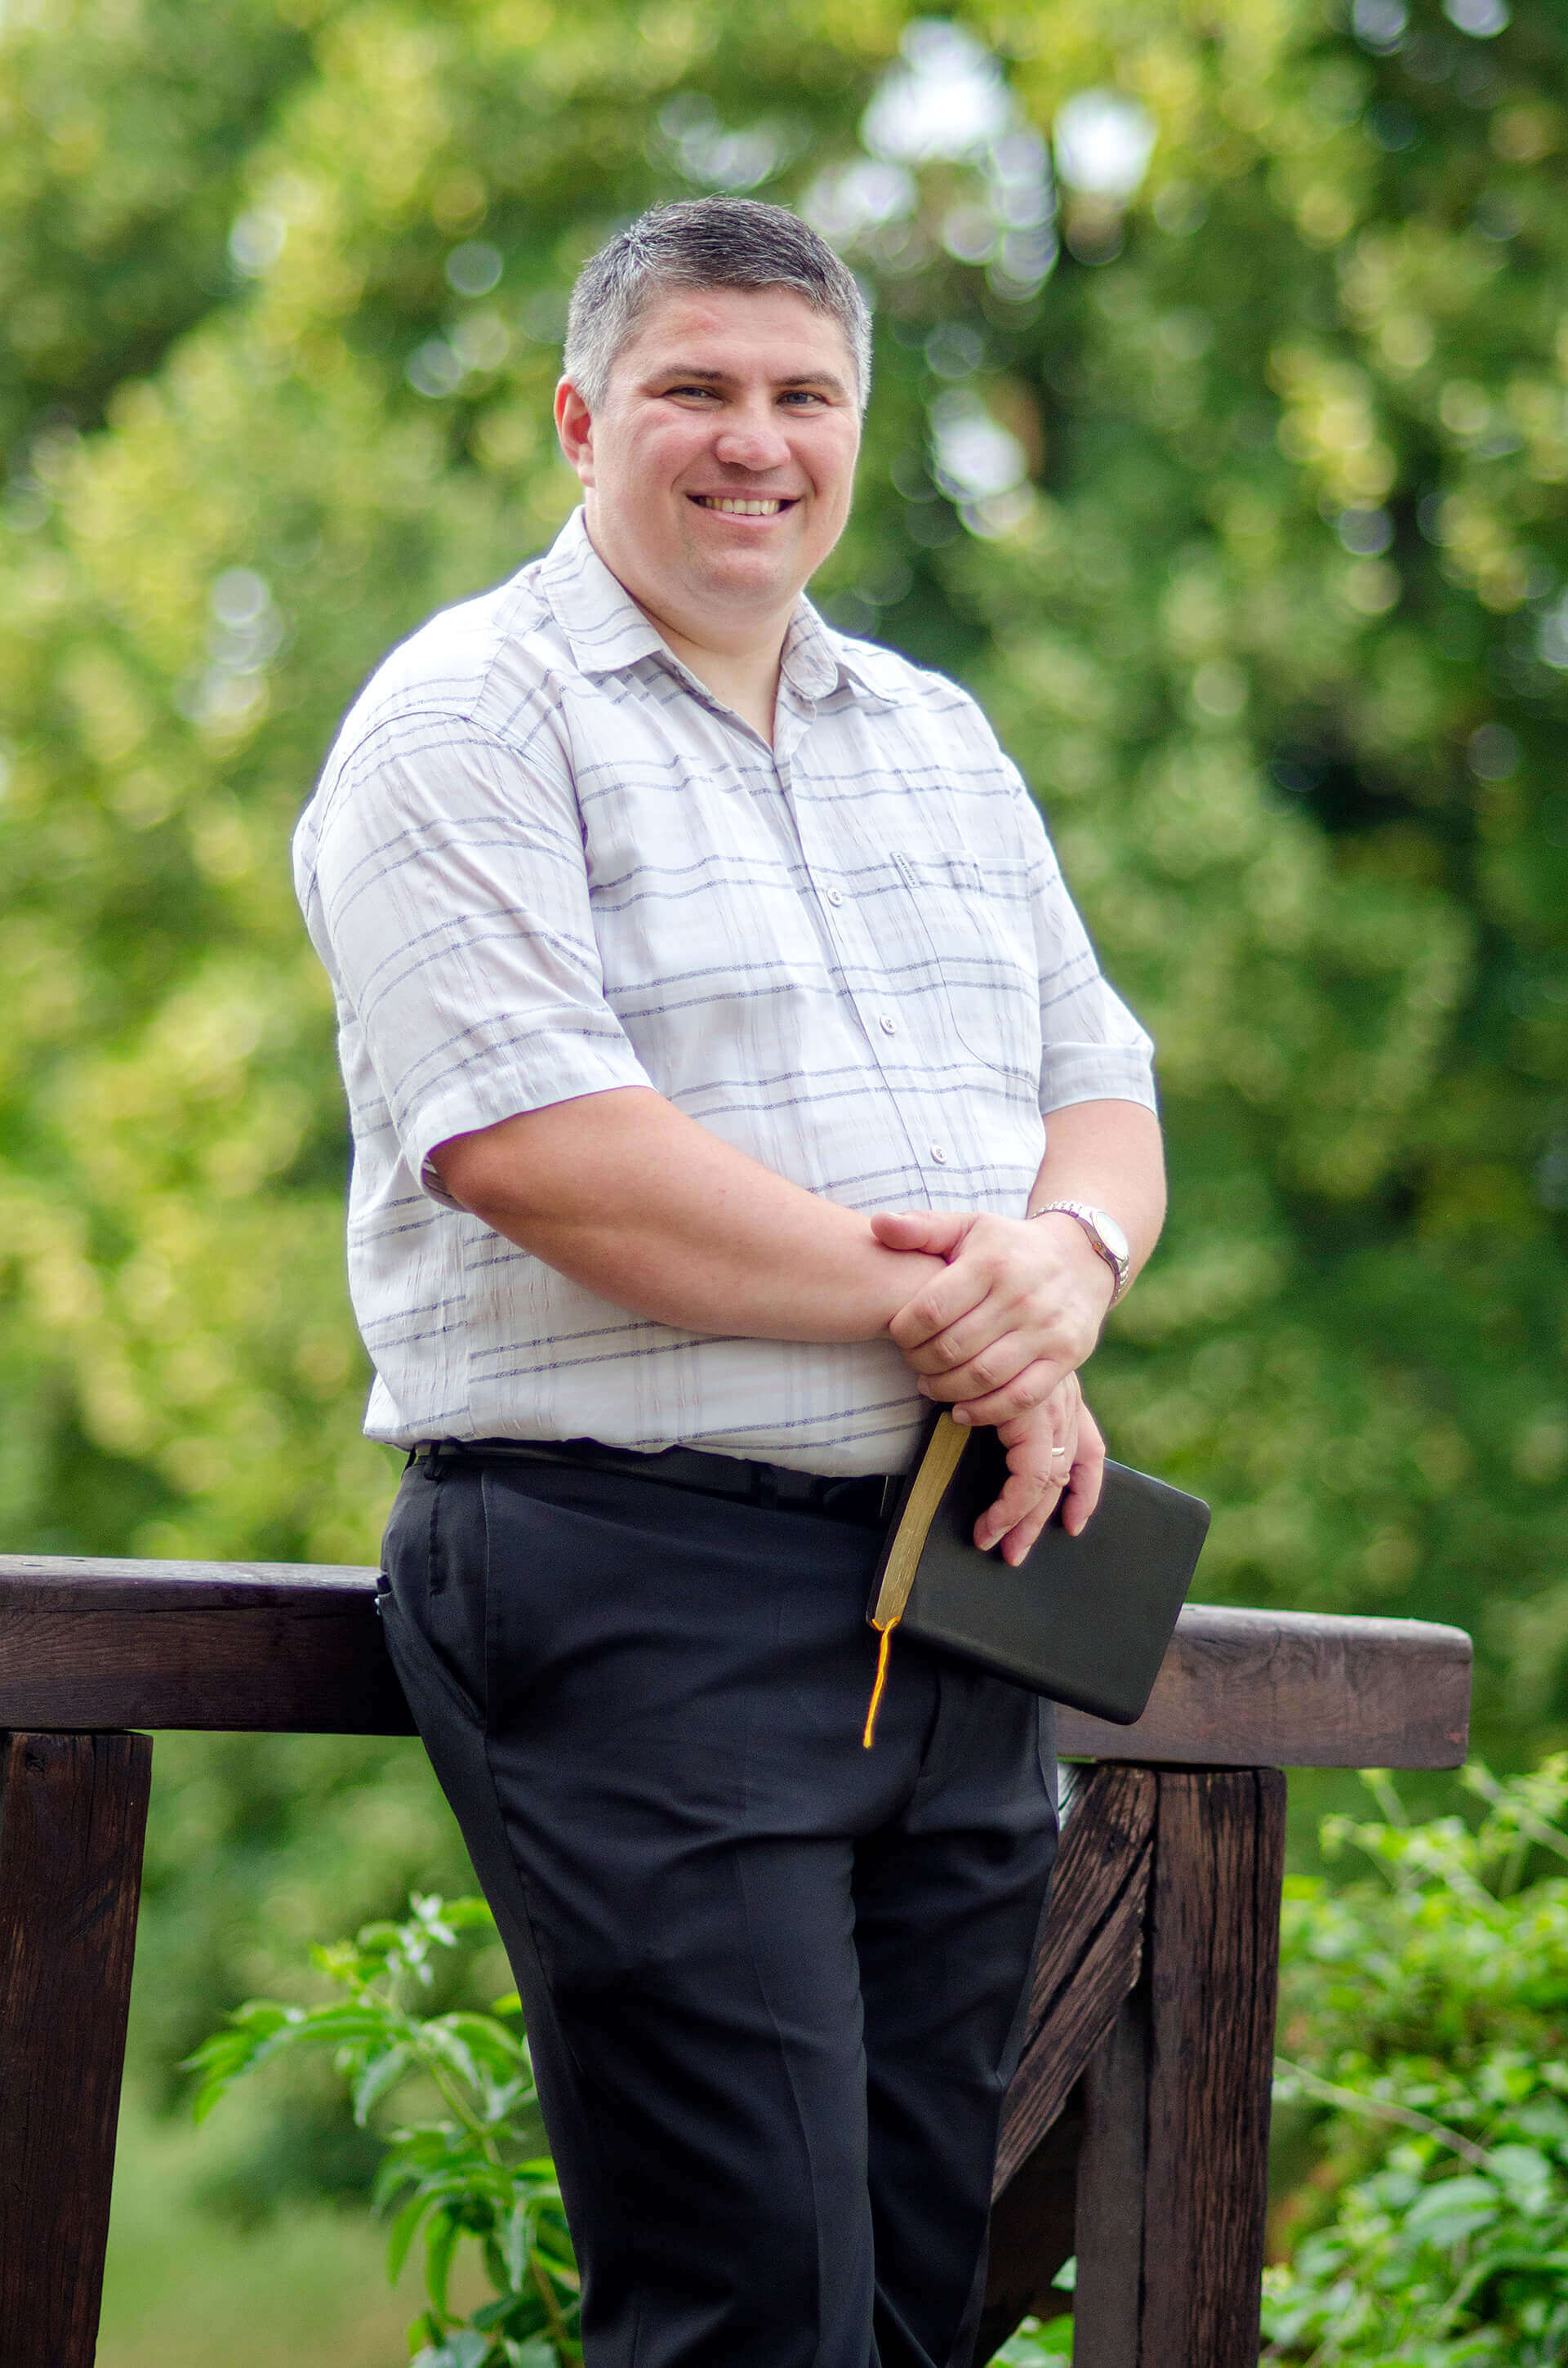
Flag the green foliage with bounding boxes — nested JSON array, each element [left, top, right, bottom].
[[3, 0, 1564, 1709], [7, 0, 1568, 2170], [994, 2314, 1074, 2358], [187, 1893, 580, 2367], [1263, 1762, 1568, 2362]]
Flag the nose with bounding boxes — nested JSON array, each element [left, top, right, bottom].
[[711, 409, 793, 474]]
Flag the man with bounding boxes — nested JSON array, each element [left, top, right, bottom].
[[295, 197, 1164, 2368]]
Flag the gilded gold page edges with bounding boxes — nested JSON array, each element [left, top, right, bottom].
[[870, 1412, 971, 1631]]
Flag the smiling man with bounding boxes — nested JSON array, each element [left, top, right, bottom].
[[295, 198, 1164, 2368]]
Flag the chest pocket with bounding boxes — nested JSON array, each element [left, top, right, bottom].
[[890, 847, 1041, 1086]]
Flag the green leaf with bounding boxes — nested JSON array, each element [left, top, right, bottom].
[[995, 2316, 1074, 2361], [352, 2040, 414, 2126], [1402, 2175, 1503, 2248], [424, 2207, 462, 2317]]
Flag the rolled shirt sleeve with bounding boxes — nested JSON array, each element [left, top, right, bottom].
[[995, 762, 1157, 1117]]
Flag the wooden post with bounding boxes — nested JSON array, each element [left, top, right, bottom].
[[0, 1729, 153, 2368], [1071, 1989, 1151, 2366], [1070, 1766, 1287, 2368]]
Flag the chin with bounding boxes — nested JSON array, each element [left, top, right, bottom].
[[689, 548, 798, 605]]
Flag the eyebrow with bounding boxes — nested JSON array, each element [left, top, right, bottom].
[[649, 363, 853, 401]]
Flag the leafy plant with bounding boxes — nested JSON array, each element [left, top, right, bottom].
[[993, 2308, 1075, 2359], [1263, 1760, 1568, 2364], [185, 1893, 579, 2368]]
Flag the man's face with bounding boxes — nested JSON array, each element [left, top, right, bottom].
[[556, 284, 861, 640]]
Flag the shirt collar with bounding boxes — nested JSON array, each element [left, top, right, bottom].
[[535, 507, 897, 712]]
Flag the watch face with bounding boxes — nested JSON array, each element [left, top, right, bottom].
[[1094, 1209, 1130, 1264]]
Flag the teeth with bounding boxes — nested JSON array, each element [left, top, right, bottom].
[[694, 497, 787, 515]]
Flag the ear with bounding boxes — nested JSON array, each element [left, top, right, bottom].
[[555, 378, 595, 485]]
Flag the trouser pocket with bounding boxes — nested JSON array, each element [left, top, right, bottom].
[[380, 1462, 489, 1725]]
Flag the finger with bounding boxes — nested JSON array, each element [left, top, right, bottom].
[[888, 1265, 994, 1354], [973, 1469, 1061, 1554], [911, 1323, 1035, 1392], [997, 1489, 1066, 1566], [942, 1358, 1065, 1426], [1060, 1419, 1107, 1536], [871, 1210, 973, 1258], [902, 1292, 1067, 1379]]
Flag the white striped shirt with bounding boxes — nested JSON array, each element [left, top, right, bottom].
[[294, 509, 1156, 1474]]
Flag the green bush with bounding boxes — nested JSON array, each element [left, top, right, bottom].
[[187, 1894, 579, 2368], [1263, 1760, 1568, 2363]]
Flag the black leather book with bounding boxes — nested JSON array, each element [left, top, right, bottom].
[[865, 1412, 1209, 1728]]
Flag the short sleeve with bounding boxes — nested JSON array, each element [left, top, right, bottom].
[[1005, 767, 1159, 1116], [297, 714, 655, 1203]]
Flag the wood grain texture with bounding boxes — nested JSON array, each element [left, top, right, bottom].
[[0, 1563, 1471, 1763], [1070, 1993, 1152, 2368], [0, 1729, 152, 2368], [993, 1765, 1155, 2193], [1136, 1767, 1288, 2368], [977, 2091, 1083, 2362], [1057, 1603, 1470, 1768], [0, 1601, 416, 1734]]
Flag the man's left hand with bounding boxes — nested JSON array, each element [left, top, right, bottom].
[[976, 1375, 1106, 1565], [873, 1206, 1115, 1425]]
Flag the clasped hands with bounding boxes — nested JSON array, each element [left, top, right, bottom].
[[872, 1207, 1115, 1569]]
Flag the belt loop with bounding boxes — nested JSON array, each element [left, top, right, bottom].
[[752, 1463, 779, 1511]]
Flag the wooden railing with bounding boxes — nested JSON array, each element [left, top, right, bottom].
[[0, 1555, 1472, 2367]]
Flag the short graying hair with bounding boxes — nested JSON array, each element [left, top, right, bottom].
[[563, 198, 871, 414]]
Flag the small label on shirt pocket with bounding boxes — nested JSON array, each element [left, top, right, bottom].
[[890, 847, 1040, 1084]]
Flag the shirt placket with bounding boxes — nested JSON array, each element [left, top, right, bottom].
[[771, 695, 941, 1198]]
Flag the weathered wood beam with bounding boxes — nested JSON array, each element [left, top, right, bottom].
[[1069, 1767, 1289, 2368], [1056, 1603, 1469, 1768], [0, 1562, 1472, 1767], [975, 2094, 1083, 2364], [0, 1560, 413, 1736], [1070, 1991, 1152, 2367], [0, 1729, 152, 2368], [994, 1765, 1156, 2192], [978, 1766, 1155, 2355]]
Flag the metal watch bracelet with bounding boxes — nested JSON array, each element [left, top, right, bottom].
[[1027, 1199, 1132, 1304]]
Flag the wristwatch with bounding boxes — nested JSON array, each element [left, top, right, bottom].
[[1029, 1200, 1132, 1304]]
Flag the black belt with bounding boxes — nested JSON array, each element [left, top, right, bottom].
[[408, 1436, 901, 1529]]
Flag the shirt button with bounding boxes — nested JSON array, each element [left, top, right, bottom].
[[879, 1014, 897, 1036], [930, 1144, 948, 1165], [826, 888, 844, 908]]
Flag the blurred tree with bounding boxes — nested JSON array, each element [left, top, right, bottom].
[[2, 0, 1566, 2102]]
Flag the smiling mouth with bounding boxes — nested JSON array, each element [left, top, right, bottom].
[[688, 495, 799, 516]]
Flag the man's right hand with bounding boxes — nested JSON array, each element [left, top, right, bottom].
[[973, 1374, 1106, 1566]]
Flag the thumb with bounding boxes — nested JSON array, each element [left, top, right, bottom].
[[871, 1209, 973, 1260]]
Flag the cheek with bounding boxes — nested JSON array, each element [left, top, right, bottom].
[[600, 424, 692, 497], [809, 451, 858, 536]]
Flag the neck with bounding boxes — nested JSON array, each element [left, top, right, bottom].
[[583, 516, 792, 745], [637, 596, 787, 745]]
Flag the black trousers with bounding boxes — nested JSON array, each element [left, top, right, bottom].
[[377, 1453, 1059, 2368]]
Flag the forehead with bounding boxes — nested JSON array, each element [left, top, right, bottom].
[[612, 284, 858, 388]]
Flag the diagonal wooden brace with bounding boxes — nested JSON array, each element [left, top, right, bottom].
[[979, 1764, 1287, 2367], [978, 1764, 1156, 2351]]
